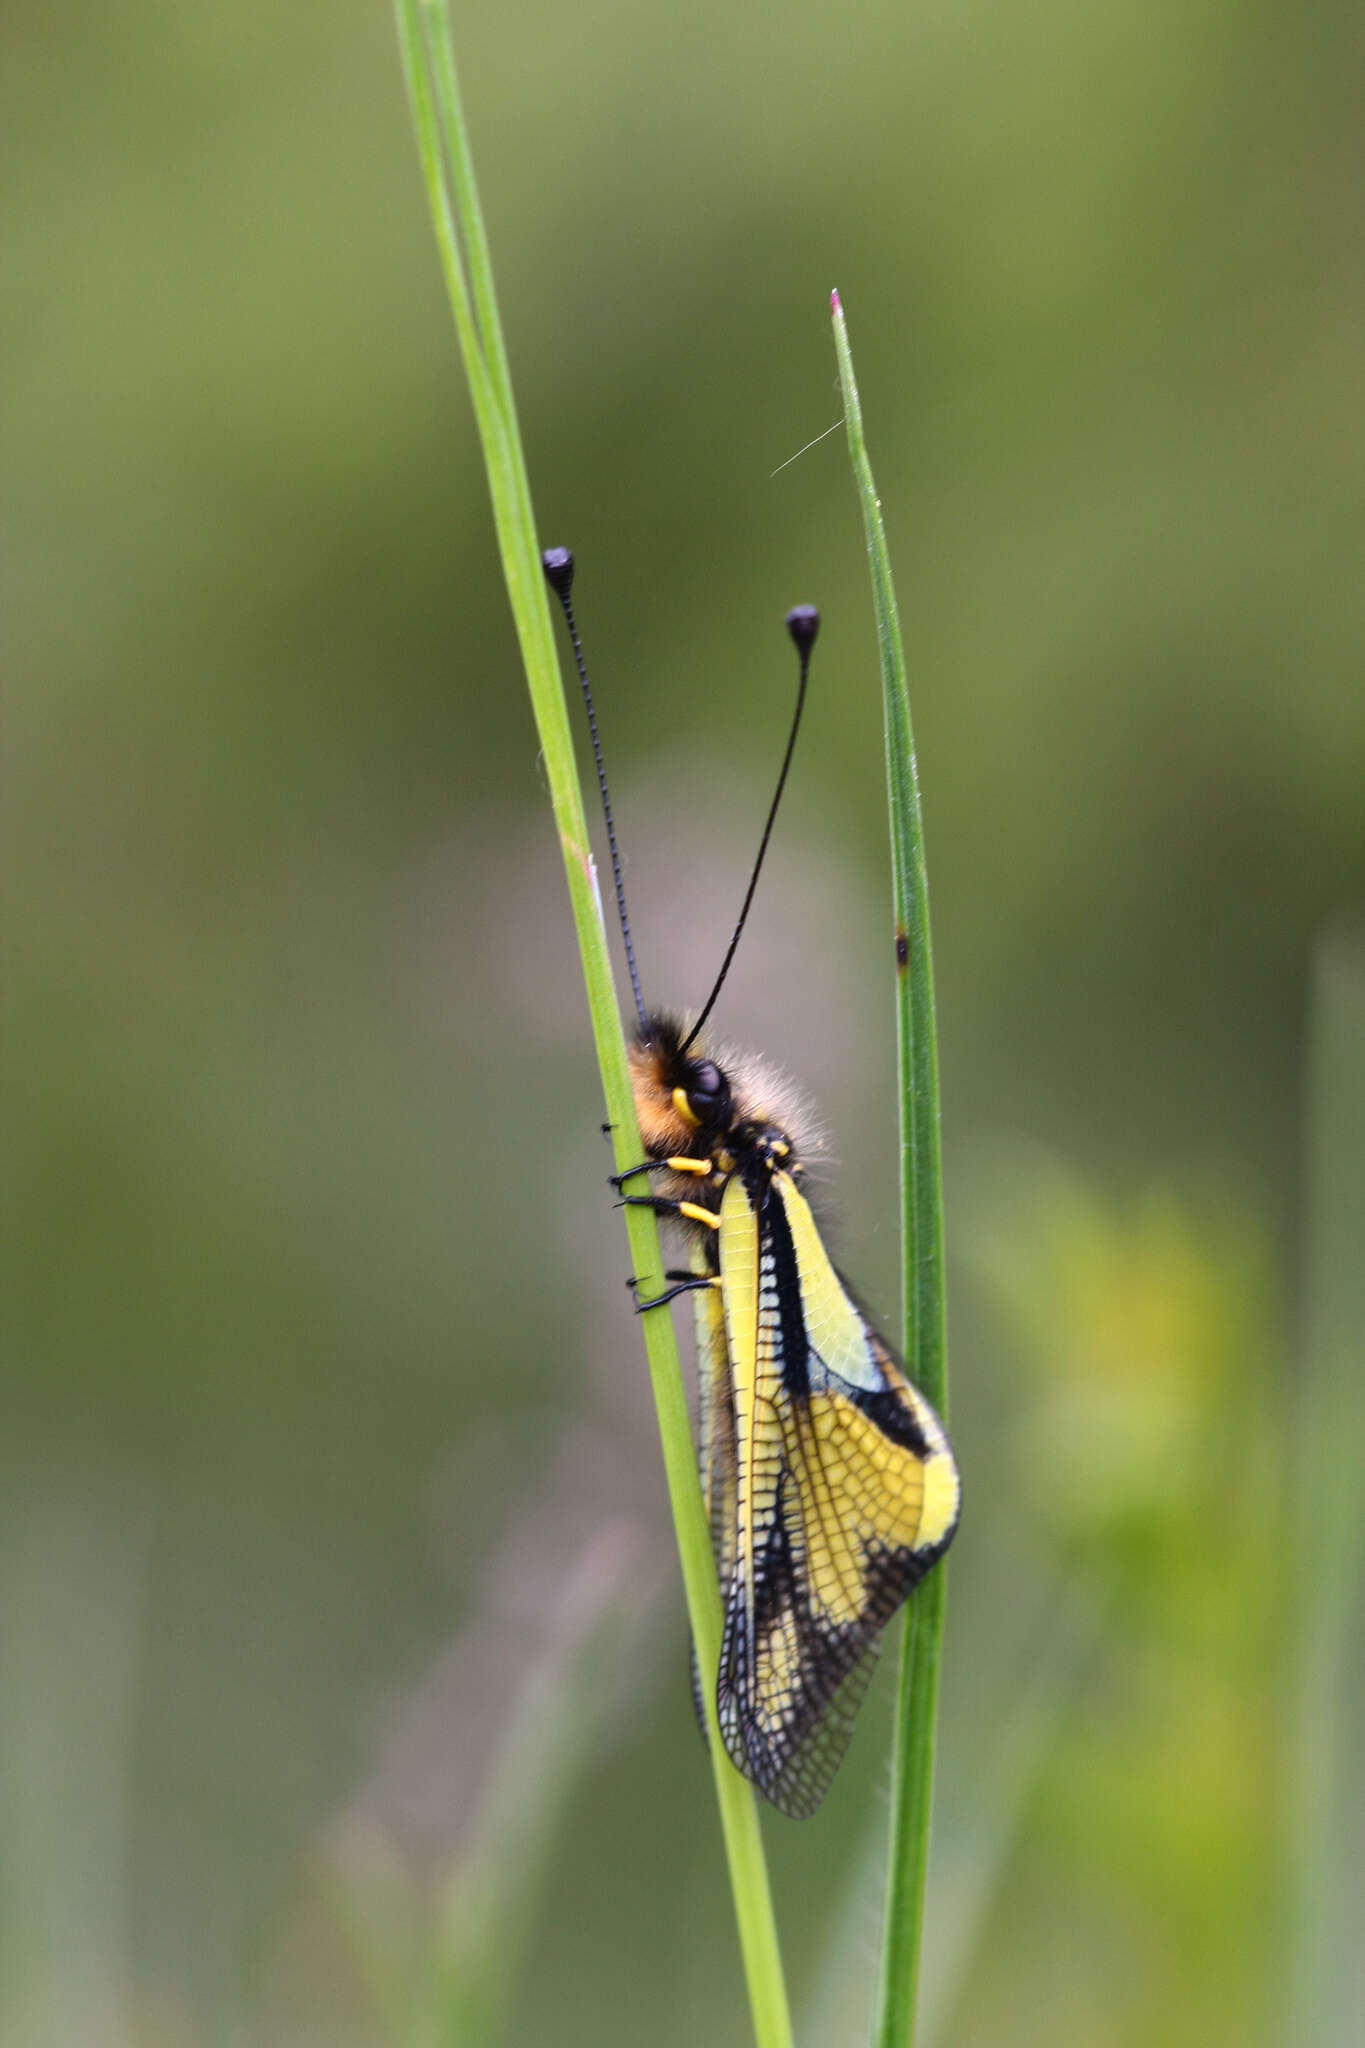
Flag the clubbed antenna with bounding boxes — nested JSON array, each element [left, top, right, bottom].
[[542, 547, 648, 1032], [680, 605, 819, 1053]]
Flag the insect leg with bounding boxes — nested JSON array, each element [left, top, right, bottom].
[[631, 1275, 723, 1313], [609, 1156, 711, 1189], [617, 1195, 722, 1230]]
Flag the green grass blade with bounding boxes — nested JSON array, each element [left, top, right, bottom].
[[831, 290, 948, 2048], [392, 12, 792, 2043], [1288, 928, 1365, 2045]]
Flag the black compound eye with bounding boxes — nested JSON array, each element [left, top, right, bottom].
[[688, 1061, 727, 1114]]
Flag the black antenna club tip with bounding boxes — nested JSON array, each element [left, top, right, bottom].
[[542, 547, 575, 596], [786, 605, 819, 651]]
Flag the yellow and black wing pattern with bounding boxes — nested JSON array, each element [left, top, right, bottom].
[[704, 1168, 960, 1818]]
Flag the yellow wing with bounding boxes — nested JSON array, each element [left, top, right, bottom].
[[694, 1236, 737, 1583], [709, 1169, 959, 1818], [689, 1235, 738, 1737]]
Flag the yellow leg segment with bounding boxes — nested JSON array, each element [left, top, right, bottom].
[[678, 1201, 723, 1230]]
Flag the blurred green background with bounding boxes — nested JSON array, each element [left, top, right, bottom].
[[5, 1, 1363, 2043]]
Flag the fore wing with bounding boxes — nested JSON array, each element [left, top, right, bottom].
[[690, 1235, 738, 1738], [712, 1169, 959, 1818], [694, 1236, 737, 1585]]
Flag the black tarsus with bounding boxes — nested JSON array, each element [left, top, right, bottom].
[[616, 1193, 689, 1217], [542, 547, 648, 1032], [608, 1158, 673, 1189], [631, 1275, 716, 1312], [680, 604, 820, 1054]]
